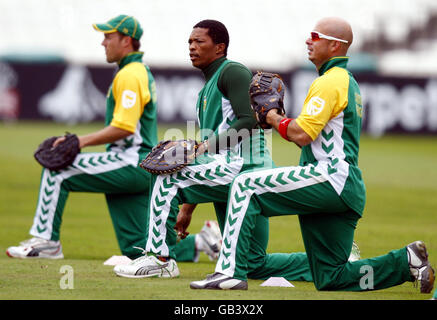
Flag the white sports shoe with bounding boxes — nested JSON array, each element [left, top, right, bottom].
[[348, 241, 361, 262], [6, 237, 64, 259], [190, 272, 248, 290], [114, 254, 180, 278], [407, 241, 435, 293], [197, 220, 222, 261]]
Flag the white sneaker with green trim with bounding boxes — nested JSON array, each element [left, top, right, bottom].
[[114, 254, 180, 278]]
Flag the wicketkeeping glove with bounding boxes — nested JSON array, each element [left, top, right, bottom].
[[34, 133, 80, 171], [139, 139, 199, 175], [249, 71, 286, 129]]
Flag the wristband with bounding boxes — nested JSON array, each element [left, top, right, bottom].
[[278, 118, 292, 141]]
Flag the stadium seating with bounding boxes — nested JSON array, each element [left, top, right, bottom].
[[0, 0, 437, 75]]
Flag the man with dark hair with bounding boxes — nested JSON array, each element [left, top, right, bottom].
[[132, 38, 141, 52], [113, 19, 316, 279], [193, 19, 229, 56], [6, 15, 159, 260]]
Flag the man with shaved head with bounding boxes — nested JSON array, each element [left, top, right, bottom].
[[191, 17, 435, 292], [307, 17, 353, 70]]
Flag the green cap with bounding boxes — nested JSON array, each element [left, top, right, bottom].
[[93, 15, 143, 40]]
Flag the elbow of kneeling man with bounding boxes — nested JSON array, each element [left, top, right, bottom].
[[293, 133, 313, 147]]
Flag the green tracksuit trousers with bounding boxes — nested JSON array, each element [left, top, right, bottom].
[[215, 165, 413, 291]]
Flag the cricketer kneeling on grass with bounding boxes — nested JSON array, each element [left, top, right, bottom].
[[7, 15, 157, 260]]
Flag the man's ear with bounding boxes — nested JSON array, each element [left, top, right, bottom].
[[215, 43, 226, 55], [122, 35, 133, 49], [330, 40, 342, 53]]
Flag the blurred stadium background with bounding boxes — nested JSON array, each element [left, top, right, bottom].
[[1, 0, 437, 138], [2, 0, 437, 73]]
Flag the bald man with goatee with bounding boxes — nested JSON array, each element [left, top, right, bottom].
[[191, 17, 434, 293]]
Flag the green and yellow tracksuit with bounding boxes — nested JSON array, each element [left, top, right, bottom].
[[29, 52, 158, 259]]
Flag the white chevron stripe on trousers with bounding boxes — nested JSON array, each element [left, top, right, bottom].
[[145, 153, 244, 257], [216, 164, 328, 277]]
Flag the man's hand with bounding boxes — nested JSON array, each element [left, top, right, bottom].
[[266, 108, 280, 127], [175, 203, 197, 241], [194, 140, 209, 156], [52, 136, 66, 148]]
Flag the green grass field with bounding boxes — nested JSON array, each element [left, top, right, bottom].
[[0, 121, 436, 300]]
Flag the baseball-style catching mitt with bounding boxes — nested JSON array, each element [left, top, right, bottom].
[[249, 71, 286, 129], [34, 133, 80, 171], [140, 139, 199, 175]]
